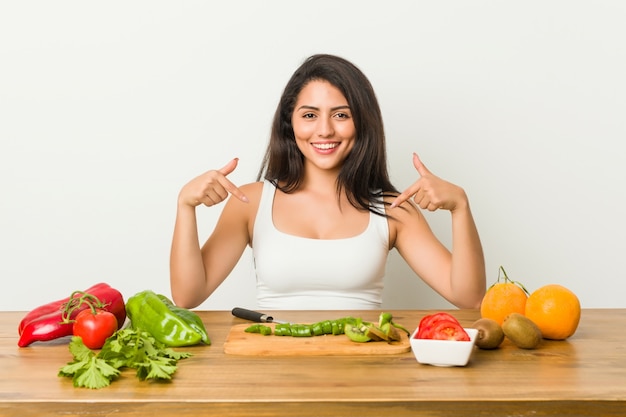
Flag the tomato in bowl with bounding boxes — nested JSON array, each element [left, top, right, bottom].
[[410, 312, 477, 367]]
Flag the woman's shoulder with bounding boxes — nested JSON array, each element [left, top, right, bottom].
[[238, 181, 266, 204], [382, 194, 426, 224], [223, 181, 265, 220], [380, 195, 427, 249], [239, 181, 265, 193]]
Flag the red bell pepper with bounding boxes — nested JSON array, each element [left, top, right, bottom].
[[17, 283, 126, 347], [18, 282, 108, 334]]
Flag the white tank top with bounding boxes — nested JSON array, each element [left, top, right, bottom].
[[252, 180, 389, 310]]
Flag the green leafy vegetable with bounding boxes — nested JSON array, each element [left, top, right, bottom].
[[58, 338, 120, 389], [59, 328, 192, 389]]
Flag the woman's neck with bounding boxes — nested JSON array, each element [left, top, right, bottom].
[[299, 165, 341, 194]]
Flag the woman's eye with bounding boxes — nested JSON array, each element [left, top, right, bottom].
[[335, 112, 350, 119], [303, 113, 316, 119]]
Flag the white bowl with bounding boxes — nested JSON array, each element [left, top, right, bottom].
[[410, 327, 478, 367]]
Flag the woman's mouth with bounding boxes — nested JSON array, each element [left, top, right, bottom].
[[312, 142, 339, 150]]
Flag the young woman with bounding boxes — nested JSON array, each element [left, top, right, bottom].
[[170, 54, 485, 310]]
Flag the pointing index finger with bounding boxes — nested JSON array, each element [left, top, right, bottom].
[[219, 157, 240, 176], [390, 184, 419, 209], [412, 152, 430, 177], [219, 158, 249, 203], [222, 178, 249, 203], [390, 152, 427, 209]]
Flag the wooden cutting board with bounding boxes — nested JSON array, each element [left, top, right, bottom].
[[223, 323, 411, 356]]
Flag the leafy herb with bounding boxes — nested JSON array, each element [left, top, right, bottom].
[[59, 328, 192, 389]]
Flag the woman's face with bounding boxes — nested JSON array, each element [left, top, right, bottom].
[[291, 80, 356, 173]]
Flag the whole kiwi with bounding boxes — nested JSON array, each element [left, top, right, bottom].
[[502, 313, 542, 349], [472, 318, 505, 349]]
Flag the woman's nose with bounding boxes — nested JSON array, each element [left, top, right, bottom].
[[317, 117, 334, 138]]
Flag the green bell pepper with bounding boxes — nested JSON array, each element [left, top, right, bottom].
[[157, 294, 211, 344], [126, 290, 209, 347]]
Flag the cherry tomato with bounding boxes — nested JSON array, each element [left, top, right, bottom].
[[73, 308, 118, 349], [416, 312, 462, 339]]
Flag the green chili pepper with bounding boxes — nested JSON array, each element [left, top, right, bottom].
[[378, 312, 393, 327], [126, 290, 206, 347], [245, 324, 272, 335], [321, 320, 333, 334], [274, 323, 292, 336], [377, 312, 409, 336], [311, 322, 324, 336], [245, 324, 261, 333], [246, 316, 371, 339], [157, 294, 211, 344], [290, 324, 313, 337]]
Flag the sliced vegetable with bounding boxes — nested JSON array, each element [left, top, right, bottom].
[[417, 312, 462, 339], [245, 324, 272, 335], [378, 312, 393, 327], [274, 323, 292, 336], [273, 317, 358, 337], [415, 312, 470, 341], [241, 313, 408, 345], [376, 312, 409, 339], [430, 320, 470, 341], [290, 324, 313, 337]]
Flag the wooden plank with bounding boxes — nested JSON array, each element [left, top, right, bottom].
[[223, 323, 410, 355], [4, 400, 626, 417]]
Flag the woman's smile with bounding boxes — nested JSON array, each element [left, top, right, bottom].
[[311, 141, 340, 152]]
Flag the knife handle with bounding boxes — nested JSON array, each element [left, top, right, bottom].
[[232, 307, 274, 323]]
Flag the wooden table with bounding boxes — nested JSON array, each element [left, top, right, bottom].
[[1, 309, 625, 416]]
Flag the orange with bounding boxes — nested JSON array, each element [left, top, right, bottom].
[[480, 266, 529, 325], [525, 284, 581, 340]]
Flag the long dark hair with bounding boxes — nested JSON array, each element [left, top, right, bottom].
[[257, 54, 398, 215]]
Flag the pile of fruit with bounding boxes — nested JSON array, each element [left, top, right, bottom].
[[474, 266, 581, 350]]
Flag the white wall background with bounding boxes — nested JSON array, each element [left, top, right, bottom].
[[2, 1, 625, 312]]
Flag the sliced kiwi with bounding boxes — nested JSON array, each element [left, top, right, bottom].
[[344, 323, 372, 343], [380, 322, 402, 341], [365, 325, 388, 341], [472, 318, 505, 349]]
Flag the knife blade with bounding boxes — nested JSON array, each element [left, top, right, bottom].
[[231, 307, 288, 324]]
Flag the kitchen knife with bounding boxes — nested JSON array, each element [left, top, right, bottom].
[[231, 307, 288, 324]]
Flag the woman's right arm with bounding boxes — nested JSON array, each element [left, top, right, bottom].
[[169, 158, 250, 308]]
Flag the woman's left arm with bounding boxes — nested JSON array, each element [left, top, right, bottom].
[[390, 153, 486, 308]]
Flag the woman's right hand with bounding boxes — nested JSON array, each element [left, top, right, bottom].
[[178, 158, 249, 208]]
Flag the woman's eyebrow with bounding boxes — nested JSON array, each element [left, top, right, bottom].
[[296, 105, 351, 111]]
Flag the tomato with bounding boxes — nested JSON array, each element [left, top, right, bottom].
[[73, 308, 118, 349], [416, 313, 462, 339], [429, 320, 470, 341]]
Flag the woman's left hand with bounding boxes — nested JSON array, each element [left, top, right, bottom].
[[390, 153, 467, 212]]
